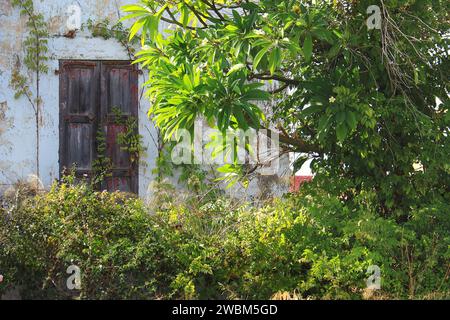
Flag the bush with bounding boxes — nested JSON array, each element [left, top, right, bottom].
[[0, 179, 448, 300], [222, 186, 449, 299], [0, 181, 168, 299], [144, 177, 449, 300]]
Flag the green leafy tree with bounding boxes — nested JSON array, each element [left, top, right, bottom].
[[123, 0, 449, 217]]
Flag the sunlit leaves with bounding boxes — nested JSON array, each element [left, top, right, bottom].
[[226, 63, 246, 76], [253, 46, 270, 71], [269, 46, 282, 74], [121, 3, 163, 43], [122, 0, 449, 196]]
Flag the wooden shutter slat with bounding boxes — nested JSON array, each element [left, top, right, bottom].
[[59, 61, 100, 180], [100, 61, 139, 193]]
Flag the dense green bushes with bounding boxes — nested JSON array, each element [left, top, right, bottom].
[[0, 182, 161, 299], [156, 178, 449, 300], [0, 179, 448, 300]]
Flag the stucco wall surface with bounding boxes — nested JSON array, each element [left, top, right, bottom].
[[0, 0, 292, 200], [0, 0, 160, 199]]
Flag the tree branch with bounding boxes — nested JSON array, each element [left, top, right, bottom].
[[250, 72, 302, 86], [163, 8, 205, 30], [269, 83, 289, 94], [182, 1, 208, 28], [200, 0, 226, 21], [262, 126, 321, 153]]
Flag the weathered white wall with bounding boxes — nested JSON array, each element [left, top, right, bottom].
[[0, 0, 158, 199], [0, 0, 292, 200]]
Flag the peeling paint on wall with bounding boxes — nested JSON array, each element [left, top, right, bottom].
[[0, 101, 13, 143], [0, 0, 13, 16]]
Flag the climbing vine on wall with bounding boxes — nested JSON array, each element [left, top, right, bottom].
[[92, 129, 112, 186], [82, 18, 139, 59], [10, 0, 49, 179], [92, 107, 147, 188], [82, 19, 177, 182], [112, 107, 147, 165]]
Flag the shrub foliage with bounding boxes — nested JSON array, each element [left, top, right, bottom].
[[1, 179, 448, 300]]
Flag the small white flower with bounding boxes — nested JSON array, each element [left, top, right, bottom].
[[254, 29, 266, 36], [329, 96, 336, 103], [262, 13, 269, 19], [201, 39, 209, 46]]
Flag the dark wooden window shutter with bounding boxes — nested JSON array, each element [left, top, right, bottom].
[[59, 60, 139, 194], [100, 61, 139, 193]]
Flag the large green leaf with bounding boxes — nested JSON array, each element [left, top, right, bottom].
[[336, 123, 348, 142], [303, 33, 313, 62], [253, 46, 270, 70]]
